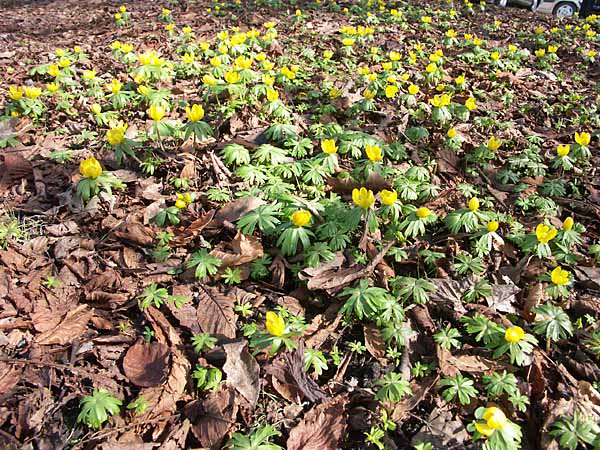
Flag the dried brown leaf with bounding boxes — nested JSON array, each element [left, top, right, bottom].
[[188, 386, 239, 449], [197, 285, 237, 340], [363, 324, 386, 360], [287, 395, 348, 450], [123, 341, 170, 387], [222, 341, 260, 407], [35, 304, 93, 345]]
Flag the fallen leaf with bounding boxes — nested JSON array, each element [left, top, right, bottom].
[[411, 406, 469, 448], [171, 210, 216, 246], [486, 283, 520, 314], [391, 377, 437, 423], [429, 278, 470, 314], [0, 362, 22, 393], [123, 341, 170, 387], [363, 324, 386, 360], [188, 385, 239, 449], [112, 222, 155, 247], [212, 196, 265, 226], [35, 304, 94, 345], [287, 395, 348, 450], [210, 231, 263, 269], [222, 340, 260, 407], [197, 285, 237, 340]]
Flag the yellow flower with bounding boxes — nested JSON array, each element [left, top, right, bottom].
[[147, 103, 166, 121], [548, 45, 558, 53], [363, 88, 375, 100], [203, 74, 218, 86], [106, 123, 127, 146], [487, 136, 501, 152], [505, 326, 525, 343], [414, 207, 430, 219], [408, 84, 420, 95], [119, 5, 126, 13], [175, 198, 187, 209], [380, 189, 397, 206], [425, 63, 437, 73], [79, 156, 103, 179], [266, 311, 285, 336], [266, 88, 279, 102], [182, 26, 193, 34], [162, 7, 171, 15], [490, 51, 500, 61], [563, 217, 574, 231], [295, 8, 302, 16], [535, 49, 546, 58], [58, 57, 71, 68], [55, 48, 66, 57], [23, 86, 42, 99], [508, 44, 518, 53], [165, 23, 175, 32], [83, 69, 96, 80], [137, 85, 150, 96], [468, 197, 480, 212], [90, 103, 102, 114], [341, 38, 355, 47], [8, 85, 23, 101], [329, 88, 340, 99], [48, 64, 60, 77], [224, 71, 240, 84], [323, 49, 334, 60], [446, 29, 457, 38], [181, 53, 195, 64], [465, 96, 477, 111], [389, 51, 401, 61], [475, 407, 508, 437], [321, 139, 337, 155], [200, 41, 210, 52], [107, 79, 122, 94], [385, 85, 399, 98], [115, 13, 122, 20], [352, 187, 375, 209], [430, 94, 451, 108], [447, 128, 457, 139], [575, 131, 591, 146], [291, 210, 311, 227], [535, 223, 557, 244], [551, 266, 570, 286], [365, 144, 383, 161], [557, 144, 570, 157], [210, 56, 221, 67], [382, 62, 393, 71], [455, 74, 465, 85], [186, 104, 205, 122], [46, 82, 59, 93], [487, 221, 499, 232]]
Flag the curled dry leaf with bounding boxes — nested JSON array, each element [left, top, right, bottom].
[[210, 231, 263, 269], [363, 324, 386, 360], [287, 395, 348, 450], [411, 406, 469, 449], [222, 340, 260, 407], [35, 304, 94, 345], [111, 222, 155, 247], [123, 341, 170, 387]]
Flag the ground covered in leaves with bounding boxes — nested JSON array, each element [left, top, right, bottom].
[[1, 0, 600, 449]]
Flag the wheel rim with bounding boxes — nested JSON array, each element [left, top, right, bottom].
[[556, 4, 574, 16]]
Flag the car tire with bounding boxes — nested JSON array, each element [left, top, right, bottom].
[[553, 1, 577, 16]]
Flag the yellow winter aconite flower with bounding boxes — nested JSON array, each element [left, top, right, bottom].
[[505, 326, 525, 343], [181, 53, 195, 64], [490, 51, 500, 61], [446, 29, 457, 38], [79, 156, 103, 179], [365, 144, 383, 161], [416, 207, 431, 218], [447, 128, 457, 138], [430, 94, 451, 107], [8, 85, 23, 101], [321, 139, 337, 155], [389, 51, 401, 61], [535, 223, 557, 244], [487, 136, 501, 151], [425, 63, 437, 73], [465, 96, 477, 111], [58, 57, 71, 68], [46, 82, 59, 93], [107, 79, 122, 94], [548, 45, 558, 53], [575, 131, 591, 146], [186, 104, 205, 122], [137, 85, 150, 96], [352, 187, 375, 209], [551, 266, 570, 286], [341, 38, 355, 47], [385, 85, 399, 98], [83, 69, 96, 80], [48, 64, 60, 77], [475, 407, 508, 437], [382, 61, 393, 71], [557, 144, 570, 157], [203, 74, 218, 86], [106, 123, 127, 146], [119, 5, 126, 13], [562, 217, 574, 231], [291, 210, 311, 227], [535, 49, 546, 58], [455, 74, 466, 85], [266, 311, 285, 336], [323, 49, 334, 60], [224, 70, 240, 84], [468, 197, 480, 211], [90, 103, 102, 114], [147, 103, 166, 121], [380, 189, 397, 206], [266, 88, 279, 102], [408, 84, 420, 95], [487, 221, 499, 232], [23, 86, 42, 99], [363, 88, 375, 100]]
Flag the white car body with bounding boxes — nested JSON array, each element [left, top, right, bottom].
[[499, 0, 582, 16]]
